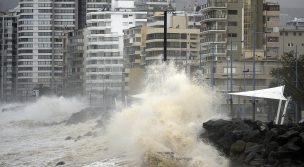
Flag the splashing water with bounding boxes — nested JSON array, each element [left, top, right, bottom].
[[0, 96, 88, 125], [0, 63, 229, 167], [104, 63, 229, 167]]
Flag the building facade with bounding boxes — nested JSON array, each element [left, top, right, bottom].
[[85, 0, 147, 105], [0, 10, 18, 102], [123, 11, 201, 96], [63, 29, 86, 96], [279, 18, 304, 57], [17, 0, 76, 99], [264, 2, 280, 60], [200, 0, 280, 121]]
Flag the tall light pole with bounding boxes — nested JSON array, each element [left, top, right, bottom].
[[295, 44, 298, 122], [211, 41, 215, 88], [163, 10, 167, 62], [229, 34, 233, 117], [252, 20, 257, 121]]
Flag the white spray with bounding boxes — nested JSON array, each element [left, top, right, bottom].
[[104, 63, 229, 167]]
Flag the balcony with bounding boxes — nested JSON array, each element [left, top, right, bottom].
[[202, 14, 227, 22], [201, 27, 226, 33], [201, 3, 227, 11]]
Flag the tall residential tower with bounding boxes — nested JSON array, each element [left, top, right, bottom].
[[0, 10, 18, 102], [17, 0, 76, 99]]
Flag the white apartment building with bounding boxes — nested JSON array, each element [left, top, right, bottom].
[[17, 0, 76, 99], [0, 9, 18, 102], [85, 0, 146, 105]]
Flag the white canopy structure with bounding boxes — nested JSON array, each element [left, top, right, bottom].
[[228, 86, 291, 125], [229, 86, 287, 101]]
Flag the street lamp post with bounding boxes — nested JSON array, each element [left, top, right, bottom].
[[211, 41, 215, 88], [295, 44, 298, 122], [229, 35, 233, 117], [164, 10, 167, 62]]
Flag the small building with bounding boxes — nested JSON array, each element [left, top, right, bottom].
[[279, 18, 304, 57]]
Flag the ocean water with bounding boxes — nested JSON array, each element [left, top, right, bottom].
[[0, 63, 230, 167]]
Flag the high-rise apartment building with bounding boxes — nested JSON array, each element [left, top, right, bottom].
[[17, 0, 76, 99], [264, 2, 280, 60], [84, 0, 147, 105], [200, 0, 244, 91], [0, 10, 18, 102], [200, 0, 280, 120], [63, 29, 86, 96]]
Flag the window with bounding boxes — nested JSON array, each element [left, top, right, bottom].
[[285, 32, 288, 36], [228, 10, 238, 15], [267, 37, 279, 42], [228, 33, 237, 37], [288, 43, 293, 47], [294, 32, 297, 36], [20, 3, 33, 7], [299, 32, 302, 36], [224, 67, 236, 74], [228, 21, 237, 26], [38, 3, 52, 7]]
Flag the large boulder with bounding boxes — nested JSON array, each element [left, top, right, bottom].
[[230, 140, 246, 155]]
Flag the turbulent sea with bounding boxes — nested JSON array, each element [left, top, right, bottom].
[[0, 63, 230, 167]]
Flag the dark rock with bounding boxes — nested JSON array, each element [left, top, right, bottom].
[[267, 141, 279, 152], [74, 136, 82, 142], [249, 158, 266, 166], [276, 130, 299, 144], [256, 121, 268, 132], [66, 107, 108, 125], [244, 152, 257, 163], [200, 119, 304, 167], [230, 140, 246, 154], [282, 137, 301, 152], [217, 132, 237, 154], [202, 119, 230, 131], [264, 130, 277, 144], [84, 131, 94, 137], [244, 144, 264, 155], [65, 136, 72, 140], [243, 130, 262, 143], [56, 161, 65, 166], [299, 132, 304, 143]]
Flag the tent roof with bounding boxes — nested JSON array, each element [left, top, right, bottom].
[[228, 86, 287, 101]]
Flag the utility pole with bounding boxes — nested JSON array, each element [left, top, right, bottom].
[[163, 10, 167, 62], [295, 44, 298, 122], [230, 35, 233, 117], [211, 41, 215, 88], [252, 21, 257, 121]]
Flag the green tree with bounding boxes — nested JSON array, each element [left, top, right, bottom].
[[271, 52, 304, 121]]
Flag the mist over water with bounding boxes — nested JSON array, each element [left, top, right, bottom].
[[0, 96, 88, 125], [0, 63, 229, 167]]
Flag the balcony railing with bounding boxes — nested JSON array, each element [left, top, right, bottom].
[[202, 14, 226, 21], [201, 26, 226, 32], [201, 3, 227, 10]]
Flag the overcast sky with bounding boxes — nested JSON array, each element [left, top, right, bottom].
[[1, 0, 304, 12]]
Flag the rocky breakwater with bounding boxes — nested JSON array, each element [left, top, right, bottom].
[[200, 119, 304, 167]]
